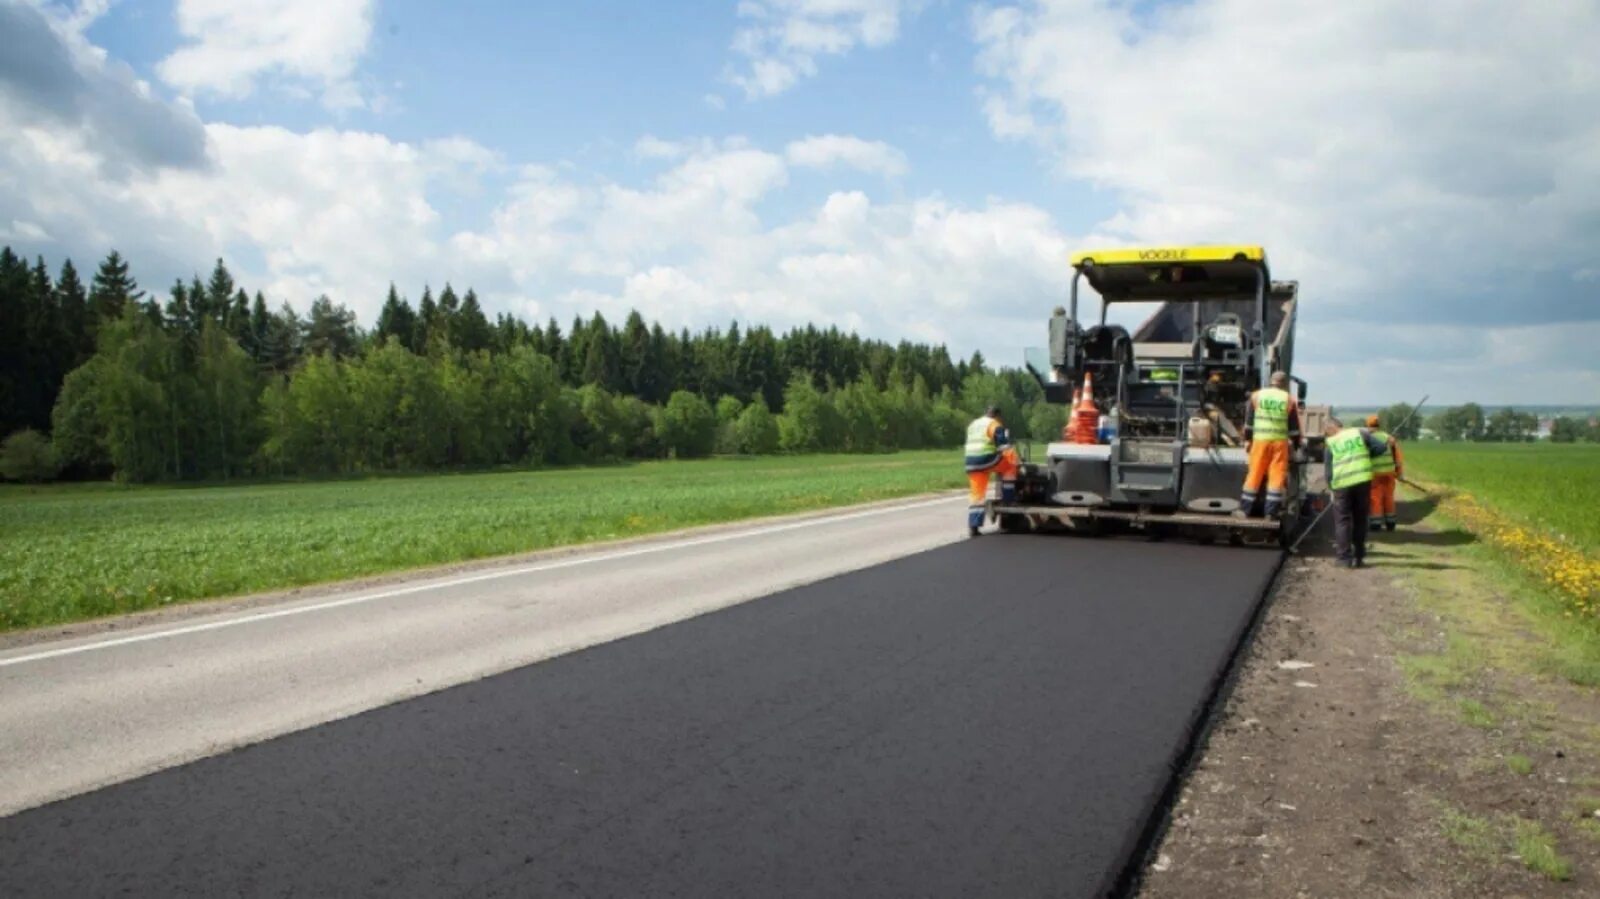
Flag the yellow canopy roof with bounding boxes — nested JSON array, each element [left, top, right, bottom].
[[1069, 245, 1265, 267]]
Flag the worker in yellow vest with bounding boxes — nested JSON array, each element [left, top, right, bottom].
[[1365, 414, 1404, 531], [1237, 371, 1303, 518], [964, 405, 1018, 536], [1323, 417, 1390, 567]]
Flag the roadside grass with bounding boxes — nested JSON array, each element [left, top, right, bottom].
[[1574, 796, 1600, 843], [1458, 698, 1498, 729], [1433, 804, 1574, 881], [1437, 803, 1500, 862], [1397, 632, 1481, 704], [1376, 467, 1600, 886], [1404, 443, 1600, 554], [1510, 817, 1573, 881], [0, 452, 962, 631]]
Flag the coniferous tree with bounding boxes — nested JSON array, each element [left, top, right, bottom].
[[454, 289, 492, 353], [248, 292, 272, 366], [1, 249, 34, 435], [201, 259, 234, 324], [564, 314, 589, 383], [304, 295, 361, 359], [164, 280, 196, 342], [87, 250, 142, 337], [543, 317, 565, 371], [414, 286, 437, 353], [649, 323, 675, 404], [434, 284, 459, 348], [55, 258, 91, 367], [375, 284, 417, 350], [227, 289, 251, 348], [23, 257, 64, 430], [620, 310, 652, 399], [580, 312, 620, 390], [259, 301, 305, 374]]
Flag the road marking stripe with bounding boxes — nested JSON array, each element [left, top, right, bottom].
[[0, 496, 957, 669]]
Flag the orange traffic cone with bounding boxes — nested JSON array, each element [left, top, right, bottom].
[[1070, 373, 1099, 443], [1063, 389, 1080, 440]]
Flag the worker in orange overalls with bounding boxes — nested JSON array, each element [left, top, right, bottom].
[[1366, 414, 1403, 531], [965, 405, 1018, 536], [1237, 371, 1302, 518]]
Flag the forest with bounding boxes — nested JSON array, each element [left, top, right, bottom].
[[0, 247, 1063, 482]]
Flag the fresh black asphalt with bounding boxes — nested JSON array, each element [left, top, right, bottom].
[[0, 534, 1279, 898]]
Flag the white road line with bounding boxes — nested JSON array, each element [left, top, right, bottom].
[[0, 495, 957, 669]]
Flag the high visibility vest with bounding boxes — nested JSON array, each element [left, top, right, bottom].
[[1253, 388, 1292, 441], [965, 417, 998, 457], [1329, 427, 1375, 490], [1370, 429, 1396, 474]]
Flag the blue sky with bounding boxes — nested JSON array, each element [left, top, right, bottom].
[[3, 0, 1598, 404], [80, 1, 1106, 225]]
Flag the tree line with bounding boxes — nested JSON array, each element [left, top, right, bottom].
[[0, 247, 1061, 482], [1372, 402, 1599, 443]]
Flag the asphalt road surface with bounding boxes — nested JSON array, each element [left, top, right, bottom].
[[0, 496, 964, 817], [0, 504, 1280, 898]]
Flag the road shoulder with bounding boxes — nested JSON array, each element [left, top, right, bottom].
[[1141, 490, 1600, 897]]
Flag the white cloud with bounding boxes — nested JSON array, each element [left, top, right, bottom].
[[727, 0, 916, 98], [973, 0, 1600, 402], [42, 0, 114, 33], [785, 134, 908, 177], [1, 219, 50, 241], [633, 135, 692, 161], [157, 0, 375, 109], [0, 0, 209, 174], [451, 144, 1072, 341]]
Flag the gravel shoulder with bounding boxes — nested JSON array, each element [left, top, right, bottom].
[[1141, 491, 1600, 897]]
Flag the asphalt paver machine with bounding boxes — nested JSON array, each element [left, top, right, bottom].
[[991, 245, 1328, 546]]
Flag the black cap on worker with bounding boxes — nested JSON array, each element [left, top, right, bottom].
[[985, 405, 1003, 419]]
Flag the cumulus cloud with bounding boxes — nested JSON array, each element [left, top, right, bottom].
[[727, 0, 916, 98], [449, 142, 1071, 344], [157, 0, 375, 109], [0, 0, 208, 173], [973, 0, 1600, 401], [2, 25, 1070, 362], [786, 134, 908, 178]]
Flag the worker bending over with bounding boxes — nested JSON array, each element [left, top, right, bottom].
[[1323, 417, 1389, 568], [1366, 414, 1404, 532], [964, 405, 1018, 537], [1238, 371, 1303, 518]]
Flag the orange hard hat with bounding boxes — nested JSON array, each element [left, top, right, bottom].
[[1366, 414, 1381, 427]]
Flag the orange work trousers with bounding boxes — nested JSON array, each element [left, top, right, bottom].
[[967, 448, 1020, 505], [1369, 473, 1397, 528], [1240, 439, 1290, 515]]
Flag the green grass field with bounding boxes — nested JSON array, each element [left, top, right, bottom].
[[1405, 443, 1600, 554], [0, 452, 961, 631]]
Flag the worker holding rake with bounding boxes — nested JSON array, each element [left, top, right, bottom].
[[964, 405, 1018, 537], [1324, 417, 1390, 568], [1366, 414, 1403, 531]]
